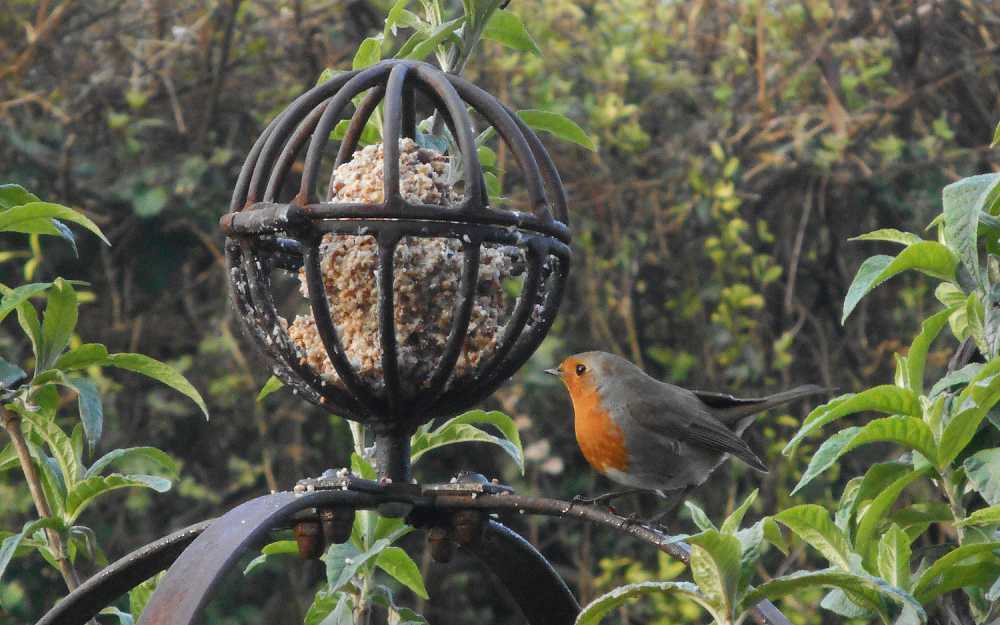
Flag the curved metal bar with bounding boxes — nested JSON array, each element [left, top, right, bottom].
[[230, 115, 279, 211], [237, 241, 366, 418], [416, 236, 481, 413], [265, 101, 327, 203], [302, 238, 383, 415], [137, 490, 383, 625], [331, 85, 386, 181], [445, 73, 547, 216], [501, 101, 570, 227], [250, 69, 362, 206], [464, 521, 579, 625], [433, 494, 792, 625], [36, 521, 211, 625], [300, 64, 394, 205], [457, 239, 543, 403], [413, 64, 483, 212], [382, 63, 410, 206]]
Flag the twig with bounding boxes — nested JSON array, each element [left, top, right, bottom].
[[1, 407, 81, 591]]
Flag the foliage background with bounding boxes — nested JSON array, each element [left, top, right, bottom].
[[2, 0, 999, 623]]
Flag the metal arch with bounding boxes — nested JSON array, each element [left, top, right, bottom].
[[466, 521, 580, 625], [137, 490, 382, 625], [36, 521, 212, 625]]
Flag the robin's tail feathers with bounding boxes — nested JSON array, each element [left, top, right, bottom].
[[715, 384, 830, 426]]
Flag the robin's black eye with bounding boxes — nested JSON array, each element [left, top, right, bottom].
[[575, 364, 587, 376]]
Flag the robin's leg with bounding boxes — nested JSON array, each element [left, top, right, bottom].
[[641, 485, 694, 529], [571, 489, 643, 507]]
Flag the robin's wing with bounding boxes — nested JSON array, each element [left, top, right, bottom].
[[692, 390, 767, 410], [619, 384, 769, 472]]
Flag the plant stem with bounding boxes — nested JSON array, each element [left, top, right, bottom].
[[1, 407, 81, 591], [941, 469, 966, 544]]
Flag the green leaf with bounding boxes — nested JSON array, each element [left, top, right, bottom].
[[320, 592, 353, 625], [19, 406, 80, 489], [912, 542, 1000, 601], [992, 120, 1000, 148], [739, 568, 925, 622], [38, 278, 78, 371], [325, 538, 392, 591], [351, 452, 376, 480], [65, 377, 102, 453], [791, 417, 937, 494], [128, 574, 159, 621], [0, 281, 50, 324], [410, 410, 523, 473], [762, 517, 788, 555], [939, 383, 1000, 466], [64, 474, 172, 523], [98, 607, 134, 625], [842, 242, 958, 324], [906, 308, 953, 395], [53, 343, 109, 371], [964, 448, 1000, 505], [0, 201, 109, 245], [0, 357, 27, 390], [928, 363, 982, 398], [304, 590, 352, 625], [684, 500, 717, 532], [574, 581, 719, 625], [517, 110, 596, 151], [774, 505, 854, 570], [956, 504, 1000, 527], [876, 524, 911, 591], [353, 37, 382, 70], [331, 119, 382, 146], [783, 386, 919, 455], [721, 489, 757, 534], [383, 0, 413, 40], [106, 353, 208, 419], [376, 546, 428, 599], [735, 520, 764, 593], [849, 229, 923, 246], [687, 530, 741, 618], [86, 446, 177, 479], [482, 10, 541, 55], [244, 539, 299, 575], [854, 467, 931, 569], [0, 517, 65, 584], [944, 174, 1000, 290], [256, 375, 285, 403], [402, 18, 462, 61], [0, 184, 40, 209]]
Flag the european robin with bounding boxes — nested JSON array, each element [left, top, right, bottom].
[[546, 351, 827, 507]]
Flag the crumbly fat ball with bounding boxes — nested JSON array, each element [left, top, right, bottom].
[[285, 138, 519, 394]]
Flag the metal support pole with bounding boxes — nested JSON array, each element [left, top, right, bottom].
[[374, 430, 411, 483]]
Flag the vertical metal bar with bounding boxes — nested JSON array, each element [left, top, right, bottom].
[[377, 234, 401, 413], [401, 80, 416, 139], [374, 429, 411, 482], [382, 63, 410, 207], [417, 236, 481, 412]]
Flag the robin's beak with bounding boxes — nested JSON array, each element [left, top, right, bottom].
[[544, 368, 561, 377]]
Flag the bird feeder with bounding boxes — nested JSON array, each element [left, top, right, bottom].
[[220, 59, 570, 481]]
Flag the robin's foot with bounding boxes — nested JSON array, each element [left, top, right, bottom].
[[571, 489, 642, 507]]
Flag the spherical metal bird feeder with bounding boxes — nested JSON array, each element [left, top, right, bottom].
[[221, 59, 570, 480]]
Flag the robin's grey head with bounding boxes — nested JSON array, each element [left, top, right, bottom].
[[545, 351, 639, 385]]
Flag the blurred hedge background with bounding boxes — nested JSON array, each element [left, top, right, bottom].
[[2, 1, 999, 623]]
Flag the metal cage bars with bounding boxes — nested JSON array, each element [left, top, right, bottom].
[[221, 60, 570, 437]]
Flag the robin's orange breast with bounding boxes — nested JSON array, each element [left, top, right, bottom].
[[570, 386, 629, 474]]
